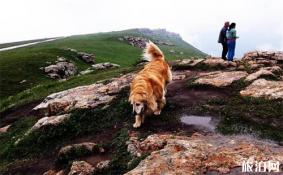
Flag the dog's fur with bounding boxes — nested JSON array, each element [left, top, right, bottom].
[[129, 41, 172, 128]]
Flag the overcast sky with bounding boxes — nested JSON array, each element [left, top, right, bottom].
[[0, 0, 282, 57]]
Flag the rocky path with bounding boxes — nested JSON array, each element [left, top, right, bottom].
[[0, 51, 283, 175]]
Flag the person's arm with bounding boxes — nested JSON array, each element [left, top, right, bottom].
[[233, 30, 239, 39]]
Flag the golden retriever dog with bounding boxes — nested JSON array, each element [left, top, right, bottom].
[[129, 41, 172, 128]]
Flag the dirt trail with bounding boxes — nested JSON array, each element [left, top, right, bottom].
[[0, 101, 41, 127]]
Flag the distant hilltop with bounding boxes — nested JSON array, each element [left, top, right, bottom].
[[137, 28, 182, 39]]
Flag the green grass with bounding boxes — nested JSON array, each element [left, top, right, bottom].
[[206, 96, 283, 142], [0, 88, 132, 173], [0, 28, 205, 114], [0, 116, 37, 172], [0, 67, 133, 114]]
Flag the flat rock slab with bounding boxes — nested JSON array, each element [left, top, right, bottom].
[[245, 66, 282, 82], [240, 79, 283, 99], [125, 133, 283, 175], [202, 57, 232, 67], [33, 74, 133, 116], [31, 114, 70, 131], [194, 71, 248, 87]]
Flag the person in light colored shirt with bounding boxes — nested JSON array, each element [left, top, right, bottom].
[[226, 22, 239, 61]]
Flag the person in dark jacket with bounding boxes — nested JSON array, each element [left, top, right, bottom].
[[218, 22, 229, 60]]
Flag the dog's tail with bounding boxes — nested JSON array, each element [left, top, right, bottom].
[[143, 41, 164, 61]]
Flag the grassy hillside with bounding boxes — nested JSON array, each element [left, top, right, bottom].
[[0, 28, 205, 113]]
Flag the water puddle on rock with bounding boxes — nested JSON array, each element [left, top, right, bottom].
[[180, 115, 218, 132]]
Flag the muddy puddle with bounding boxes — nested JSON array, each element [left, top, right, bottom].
[[180, 115, 219, 132]]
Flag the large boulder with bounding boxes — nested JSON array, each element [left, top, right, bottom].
[[33, 73, 134, 116], [125, 133, 283, 175], [240, 79, 283, 99], [193, 71, 248, 87], [44, 57, 77, 80]]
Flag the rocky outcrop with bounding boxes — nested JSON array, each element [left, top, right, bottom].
[[68, 161, 95, 175], [91, 62, 120, 70], [122, 36, 148, 48], [193, 71, 248, 87], [240, 79, 283, 99], [120, 35, 175, 48], [125, 133, 283, 175], [33, 73, 134, 116], [66, 48, 95, 63], [43, 57, 77, 80], [243, 51, 283, 62], [172, 57, 238, 70], [245, 66, 282, 81], [243, 51, 283, 70], [138, 28, 182, 40]]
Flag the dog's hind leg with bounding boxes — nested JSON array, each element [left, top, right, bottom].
[[133, 114, 142, 128]]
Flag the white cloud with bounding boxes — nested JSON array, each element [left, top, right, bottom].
[[0, 0, 282, 56]]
